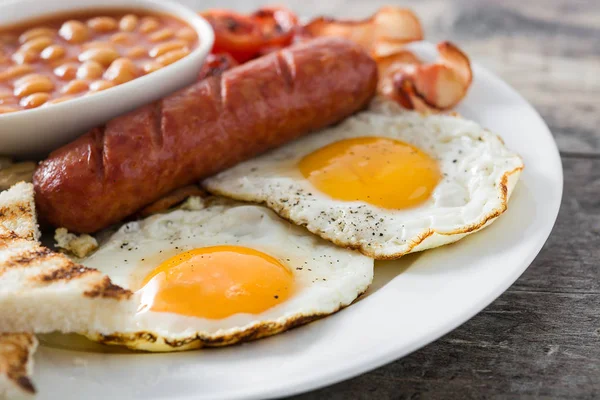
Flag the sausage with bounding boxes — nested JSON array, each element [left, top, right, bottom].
[[33, 37, 378, 233]]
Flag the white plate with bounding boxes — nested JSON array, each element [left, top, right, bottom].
[[32, 42, 563, 400]]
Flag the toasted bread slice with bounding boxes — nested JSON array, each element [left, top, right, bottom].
[[0, 183, 38, 398], [0, 226, 137, 333], [0, 333, 37, 398], [0, 183, 138, 398], [0, 184, 136, 335], [0, 182, 39, 242]]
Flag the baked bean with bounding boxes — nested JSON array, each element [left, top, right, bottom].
[[78, 47, 119, 66], [104, 58, 139, 84], [19, 92, 50, 108], [142, 61, 162, 74], [0, 91, 16, 104], [19, 27, 56, 44], [40, 45, 66, 61], [0, 106, 18, 114], [14, 73, 47, 87], [13, 76, 54, 97], [12, 50, 37, 64], [47, 95, 74, 105], [149, 40, 187, 58], [20, 36, 54, 53], [0, 64, 33, 81], [110, 32, 131, 44], [176, 27, 197, 43], [119, 14, 138, 32], [87, 17, 118, 32], [149, 28, 174, 43], [76, 61, 104, 79], [139, 17, 160, 33], [156, 48, 190, 66], [48, 58, 69, 69], [0, 34, 18, 46], [89, 80, 114, 92], [0, 10, 198, 112], [58, 20, 89, 43], [61, 79, 88, 94], [126, 46, 147, 59], [53, 63, 78, 80]]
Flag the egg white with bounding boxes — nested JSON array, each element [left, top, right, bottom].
[[204, 99, 524, 259], [80, 197, 374, 351]]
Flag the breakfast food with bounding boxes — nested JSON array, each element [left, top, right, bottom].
[[0, 3, 516, 397], [0, 333, 37, 398], [136, 184, 207, 218], [204, 100, 524, 259], [33, 37, 379, 233], [199, 6, 472, 113], [302, 7, 424, 54], [0, 9, 198, 112], [0, 184, 373, 353], [200, 7, 299, 62], [374, 42, 472, 111], [81, 197, 374, 351], [54, 227, 98, 258], [0, 183, 135, 337], [197, 52, 238, 80], [298, 8, 472, 112], [0, 181, 39, 241], [0, 183, 39, 398]]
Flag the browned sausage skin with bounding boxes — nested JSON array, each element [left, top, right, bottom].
[[34, 37, 378, 233]]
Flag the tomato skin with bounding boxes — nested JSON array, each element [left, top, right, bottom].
[[198, 53, 239, 80], [201, 7, 299, 63]]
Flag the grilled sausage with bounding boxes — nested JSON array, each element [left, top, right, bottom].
[[34, 37, 378, 233]]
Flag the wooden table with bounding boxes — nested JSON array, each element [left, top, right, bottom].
[[182, 0, 600, 397]]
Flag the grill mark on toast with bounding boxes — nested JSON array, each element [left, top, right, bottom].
[[2, 247, 53, 271], [0, 183, 37, 241], [0, 230, 18, 242], [35, 260, 96, 283], [0, 202, 32, 225], [15, 375, 35, 394], [84, 276, 133, 299], [0, 333, 37, 394]]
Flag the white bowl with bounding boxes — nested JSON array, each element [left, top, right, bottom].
[[0, 0, 214, 157]]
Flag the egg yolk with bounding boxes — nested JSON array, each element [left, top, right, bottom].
[[298, 137, 441, 209], [139, 246, 294, 319]]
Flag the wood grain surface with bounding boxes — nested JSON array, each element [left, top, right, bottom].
[[178, 0, 600, 398]]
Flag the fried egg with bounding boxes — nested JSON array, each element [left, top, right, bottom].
[[79, 197, 373, 351], [204, 99, 524, 259]]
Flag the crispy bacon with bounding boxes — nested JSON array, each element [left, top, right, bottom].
[[200, 6, 472, 111], [376, 42, 473, 111], [303, 7, 423, 52]]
